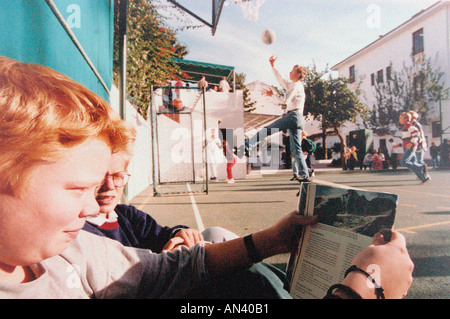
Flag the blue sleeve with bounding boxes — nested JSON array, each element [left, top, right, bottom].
[[115, 204, 189, 252]]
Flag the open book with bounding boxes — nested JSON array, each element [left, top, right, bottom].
[[285, 181, 398, 299]]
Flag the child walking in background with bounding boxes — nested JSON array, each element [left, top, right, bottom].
[[224, 140, 236, 183], [409, 111, 428, 177], [399, 112, 430, 183]]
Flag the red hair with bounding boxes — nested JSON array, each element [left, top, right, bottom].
[[0, 57, 135, 195]]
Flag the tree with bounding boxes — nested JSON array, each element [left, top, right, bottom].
[[303, 65, 329, 155], [233, 72, 256, 113], [113, 0, 190, 119], [304, 64, 368, 160], [368, 54, 448, 136]]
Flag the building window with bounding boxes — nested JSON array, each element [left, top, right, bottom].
[[412, 28, 424, 55], [386, 66, 392, 81], [377, 69, 383, 83], [431, 121, 441, 138], [349, 65, 355, 83], [371, 73, 375, 86]]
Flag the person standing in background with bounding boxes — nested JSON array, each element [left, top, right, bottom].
[[429, 142, 440, 168], [205, 129, 223, 181], [219, 76, 230, 92], [197, 75, 208, 90], [223, 140, 236, 183]]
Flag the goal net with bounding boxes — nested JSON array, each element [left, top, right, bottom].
[[150, 86, 209, 196]]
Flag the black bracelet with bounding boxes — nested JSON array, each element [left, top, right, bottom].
[[345, 265, 385, 299], [243, 234, 262, 264], [169, 226, 189, 238], [324, 284, 362, 299]]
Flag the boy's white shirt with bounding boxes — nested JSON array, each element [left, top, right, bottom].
[[85, 210, 118, 226], [271, 66, 306, 112]]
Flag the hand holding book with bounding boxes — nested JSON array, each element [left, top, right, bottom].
[[286, 181, 414, 299], [341, 230, 414, 299]]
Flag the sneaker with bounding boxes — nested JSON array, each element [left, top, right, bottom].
[[297, 177, 312, 183], [290, 176, 298, 181], [210, 177, 217, 181], [227, 179, 234, 183], [421, 176, 431, 183]]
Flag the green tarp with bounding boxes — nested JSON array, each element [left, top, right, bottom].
[[172, 58, 234, 86]]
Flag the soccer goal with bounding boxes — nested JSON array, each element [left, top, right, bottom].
[[150, 86, 209, 196]]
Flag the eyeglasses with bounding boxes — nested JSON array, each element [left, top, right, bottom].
[[103, 171, 131, 188]]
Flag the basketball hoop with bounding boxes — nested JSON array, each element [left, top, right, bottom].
[[226, 0, 266, 22]]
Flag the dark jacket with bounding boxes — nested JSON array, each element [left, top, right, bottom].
[[82, 204, 188, 252]]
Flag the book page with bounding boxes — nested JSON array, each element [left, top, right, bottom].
[[289, 223, 372, 299], [285, 181, 397, 297]]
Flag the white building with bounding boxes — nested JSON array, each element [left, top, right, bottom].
[[331, 1, 450, 158]]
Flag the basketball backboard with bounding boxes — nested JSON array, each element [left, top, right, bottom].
[[167, 0, 225, 35]]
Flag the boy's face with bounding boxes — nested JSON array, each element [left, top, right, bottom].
[[95, 153, 128, 215], [399, 115, 408, 125], [0, 139, 111, 266], [289, 65, 301, 81]]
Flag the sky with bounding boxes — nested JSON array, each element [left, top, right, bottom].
[[160, 0, 441, 87]]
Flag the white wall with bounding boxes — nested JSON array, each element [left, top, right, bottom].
[[109, 85, 153, 200], [206, 90, 246, 180]]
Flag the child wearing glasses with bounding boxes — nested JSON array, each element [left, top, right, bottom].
[[83, 151, 205, 253]]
